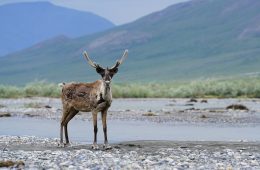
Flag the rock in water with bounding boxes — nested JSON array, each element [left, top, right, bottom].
[[226, 104, 249, 111]]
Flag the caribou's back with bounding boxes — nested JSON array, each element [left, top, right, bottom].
[[61, 80, 104, 112]]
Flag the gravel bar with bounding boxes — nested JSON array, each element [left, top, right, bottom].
[[1, 98, 260, 125], [0, 136, 260, 169]]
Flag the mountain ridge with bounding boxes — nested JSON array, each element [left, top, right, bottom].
[[1, 0, 260, 85], [0, 1, 114, 56]]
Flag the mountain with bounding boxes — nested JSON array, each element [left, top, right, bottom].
[[0, 2, 114, 56], [1, 0, 260, 85]]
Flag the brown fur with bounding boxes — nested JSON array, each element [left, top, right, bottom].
[[60, 80, 112, 147], [61, 80, 110, 112], [60, 49, 128, 149]]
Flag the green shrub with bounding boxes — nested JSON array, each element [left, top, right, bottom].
[[1, 78, 260, 98]]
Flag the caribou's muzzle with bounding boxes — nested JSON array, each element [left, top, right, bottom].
[[105, 80, 111, 85]]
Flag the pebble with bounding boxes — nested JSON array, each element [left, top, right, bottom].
[[1, 97, 260, 125], [250, 160, 259, 166], [1, 136, 260, 169]]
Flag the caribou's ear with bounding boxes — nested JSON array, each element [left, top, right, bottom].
[[113, 68, 118, 73], [96, 67, 105, 75], [108, 67, 118, 78], [110, 67, 118, 74]]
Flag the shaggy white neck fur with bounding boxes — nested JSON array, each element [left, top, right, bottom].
[[100, 81, 112, 102]]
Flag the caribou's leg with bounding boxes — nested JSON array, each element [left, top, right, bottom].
[[91, 111, 99, 150], [60, 108, 70, 145], [60, 123, 63, 144], [64, 108, 79, 145], [101, 109, 111, 149]]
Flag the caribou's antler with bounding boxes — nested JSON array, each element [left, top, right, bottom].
[[110, 49, 128, 70], [83, 51, 103, 69]]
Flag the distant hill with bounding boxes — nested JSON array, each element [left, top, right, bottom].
[[0, 2, 114, 56], [1, 0, 260, 85]]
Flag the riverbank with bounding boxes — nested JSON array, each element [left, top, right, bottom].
[[1, 97, 260, 125], [0, 136, 260, 169], [1, 98, 260, 169]]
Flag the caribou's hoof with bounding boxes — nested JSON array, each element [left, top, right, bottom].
[[103, 144, 112, 150], [64, 143, 71, 147], [91, 144, 99, 150], [58, 143, 66, 148], [58, 143, 70, 148], [58, 143, 64, 147]]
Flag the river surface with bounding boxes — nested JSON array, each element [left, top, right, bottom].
[[0, 117, 259, 143], [1, 98, 260, 143]]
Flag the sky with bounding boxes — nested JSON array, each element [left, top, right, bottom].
[[0, 0, 190, 25]]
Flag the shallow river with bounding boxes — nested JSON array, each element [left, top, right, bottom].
[[0, 117, 259, 143]]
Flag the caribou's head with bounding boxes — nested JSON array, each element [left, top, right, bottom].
[[83, 50, 128, 86]]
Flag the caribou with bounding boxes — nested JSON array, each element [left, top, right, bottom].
[[60, 50, 128, 149]]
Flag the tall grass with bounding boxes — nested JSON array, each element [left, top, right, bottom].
[[0, 82, 60, 98], [1, 78, 260, 98], [113, 78, 260, 98]]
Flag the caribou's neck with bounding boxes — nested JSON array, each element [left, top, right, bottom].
[[100, 81, 112, 102]]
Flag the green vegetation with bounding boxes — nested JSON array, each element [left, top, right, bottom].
[[1, 78, 260, 98], [113, 78, 260, 98], [0, 82, 60, 98]]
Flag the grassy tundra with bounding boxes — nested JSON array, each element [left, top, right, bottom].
[[1, 78, 260, 98]]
